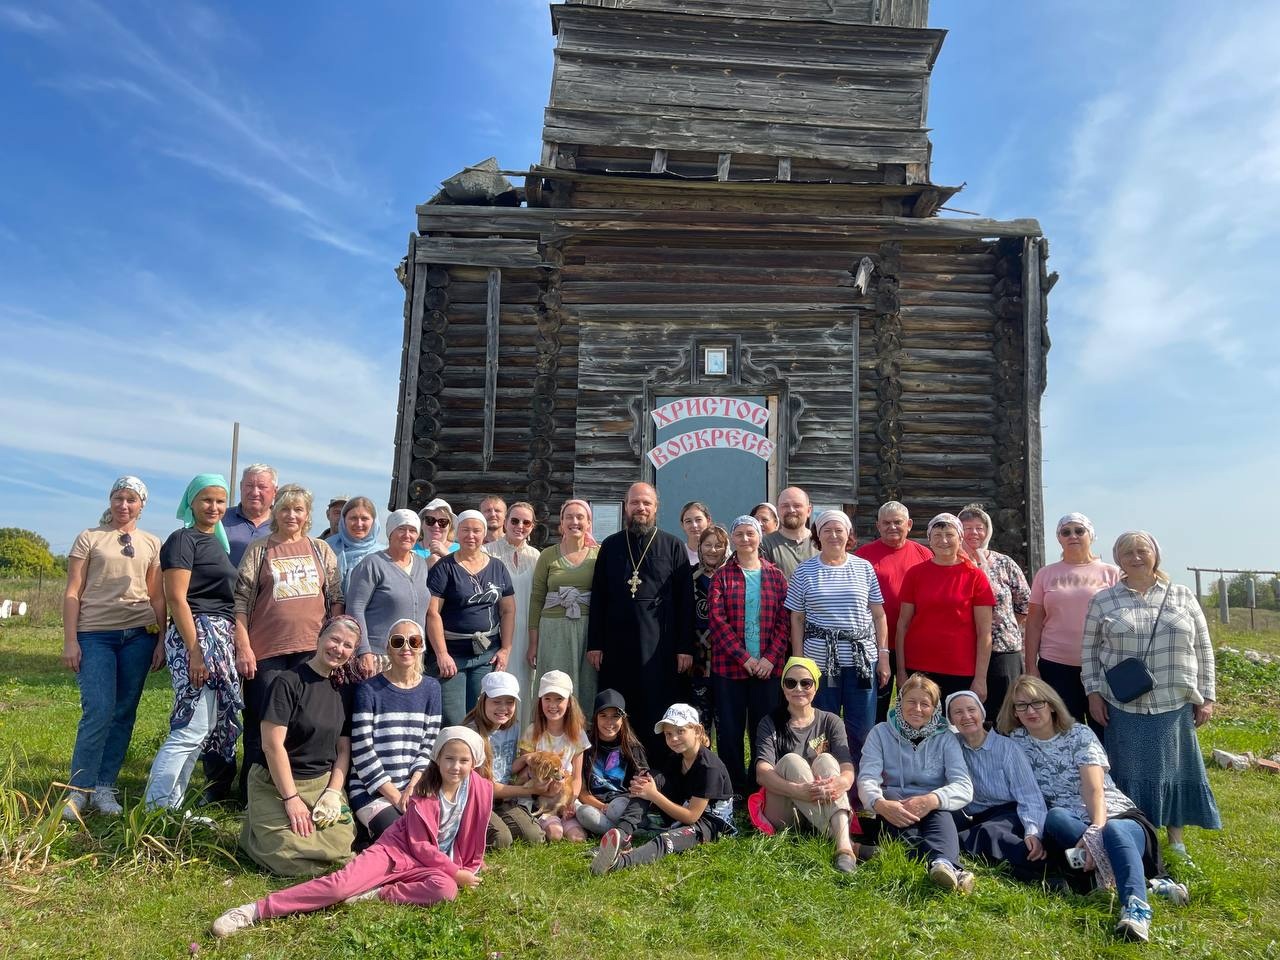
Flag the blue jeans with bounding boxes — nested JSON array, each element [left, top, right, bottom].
[[145, 685, 215, 808], [428, 649, 494, 726], [1043, 807, 1147, 903], [69, 627, 155, 791], [812, 668, 877, 760]]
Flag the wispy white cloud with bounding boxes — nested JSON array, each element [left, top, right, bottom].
[[43, 73, 158, 103], [0, 5, 59, 33]]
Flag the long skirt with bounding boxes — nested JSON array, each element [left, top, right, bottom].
[[1104, 703, 1221, 830], [533, 616, 597, 711], [240, 766, 355, 877]]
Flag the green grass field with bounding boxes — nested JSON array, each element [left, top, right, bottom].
[[1, 606, 1278, 959]]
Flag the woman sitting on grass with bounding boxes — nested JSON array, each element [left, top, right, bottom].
[[239, 616, 361, 877], [213, 726, 491, 938], [590, 703, 735, 875], [751, 656, 862, 874], [1000, 675, 1186, 943], [857, 673, 976, 893]]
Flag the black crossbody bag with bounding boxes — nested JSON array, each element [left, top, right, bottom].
[[1104, 588, 1169, 702]]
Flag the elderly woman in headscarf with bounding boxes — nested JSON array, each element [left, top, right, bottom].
[[528, 499, 600, 723], [752, 656, 862, 872], [708, 514, 788, 795], [414, 498, 458, 567], [784, 509, 888, 758], [61, 476, 166, 820], [1025, 512, 1120, 727], [145, 474, 244, 811], [346, 509, 432, 676], [858, 673, 975, 893], [751, 502, 780, 536], [326, 496, 383, 594], [425, 510, 515, 725], [1082, 531, 1220, 862], [957, 503, 1031, 715], [895, 513, 995, 702]]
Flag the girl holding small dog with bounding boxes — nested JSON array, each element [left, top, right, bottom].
[[514, 670, 590, 841], [212, 726, 492, 938], [463, 671, 558, 847], [576, 688, 651, 840], [591, 703, 735, 875]]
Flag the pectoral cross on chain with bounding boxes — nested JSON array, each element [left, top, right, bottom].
[[628, 569, 642, 598]]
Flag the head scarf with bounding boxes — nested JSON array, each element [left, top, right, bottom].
[[927, 513, 964, 540], [432, 725, 487, 765], [945, 689, 986, 723], [330, 503, 382, 586], [752, 502, 779, 525], [455, 509, 487, 533], [814, 510, 851, 536], [958, 504, 993, 550], [385, 508, 421, 535], [175, 473, 231, 553], [781, 655, 822, 687], [1056, 512, 1096, 541], [730, 514, 762, 538], [1113, 530, 1162, 572], [100, 475, 148, 526], [560, 498, 598, 547]]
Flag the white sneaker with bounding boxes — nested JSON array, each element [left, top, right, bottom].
[[343, 887, 382, 904], [183, 810, 216, 828], [1149, 876, 1190, 906], [928, 859, 959, 890], [211, 903, 258, 938], [91, 786, 124, 816], [956, 869, 976, 895], [61, 791, 88, 822]]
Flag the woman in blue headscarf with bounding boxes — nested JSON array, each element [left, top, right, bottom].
[[326, 496, 383, 594], [144, 474, 245, 810]]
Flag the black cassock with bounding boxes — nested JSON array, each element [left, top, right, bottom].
[[587, 527, 694, 754]]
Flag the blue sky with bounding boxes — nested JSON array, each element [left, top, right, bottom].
[[1, 1, 1277, 587]]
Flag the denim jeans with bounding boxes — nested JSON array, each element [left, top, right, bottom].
[[1043, 807, 1147, 903], [812, 668, 877, 760], [145, 685, 215, 808], [428, 649, 494, 726], [68, 627, 155, 791]]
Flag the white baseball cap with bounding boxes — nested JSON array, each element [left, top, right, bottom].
[[653, 703, 701, 734], [538, 670, 573, 699], [481, 671, 521, 702]]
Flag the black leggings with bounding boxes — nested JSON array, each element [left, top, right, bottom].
[[618, 819, 718, 868]]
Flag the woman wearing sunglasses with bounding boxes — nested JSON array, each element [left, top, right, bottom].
[[484, 502, 541, 727], [751, 656, 863, 873], [61, 475, 166, 820], [348, 619, 443, 839], [414, 498, 459, 567], [345, 509, 432, 676], [1023, 513, 1120, 728], [999, 674, 1186, 943]]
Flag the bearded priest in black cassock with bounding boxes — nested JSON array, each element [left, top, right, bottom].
[[587, 482, 694, 756]]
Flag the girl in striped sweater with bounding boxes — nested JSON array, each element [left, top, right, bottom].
[[347, 618, 443, 838]]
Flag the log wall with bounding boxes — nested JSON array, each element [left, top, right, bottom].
[[566, 0, 931, 29]]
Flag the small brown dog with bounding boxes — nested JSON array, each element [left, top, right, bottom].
[[521, 750, 572, 817]]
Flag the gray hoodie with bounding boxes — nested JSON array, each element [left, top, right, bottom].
[[857, 720, 973, 812]]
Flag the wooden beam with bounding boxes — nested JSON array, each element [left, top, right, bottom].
[[777, 156, 792, 181], [396, 248, 428, 508], [651, 148, 668, 174], [1022, 237, 1045, 574], [413, 237, 551, 268], [482, 268, 502, 473], [717, 153, 731, 181], [540, 141, 559, 169]]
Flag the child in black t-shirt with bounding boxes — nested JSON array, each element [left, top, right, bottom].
[[590, 703, 735, 875]]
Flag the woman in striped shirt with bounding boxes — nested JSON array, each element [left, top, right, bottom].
[[348, 618, 443, 838]]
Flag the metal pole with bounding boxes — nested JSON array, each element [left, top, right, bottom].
[[229, 421, 241, 504], [1193, 569, 1202, 602], [1218, 575, 1229, 624]]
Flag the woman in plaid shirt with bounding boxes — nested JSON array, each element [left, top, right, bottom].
[[1082, 531, 1220, 862], [707, 515, 790, 795]]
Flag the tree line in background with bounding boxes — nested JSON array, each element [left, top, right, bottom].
[[0, 528, 64, 578], [1205, 572, 1280, 612]]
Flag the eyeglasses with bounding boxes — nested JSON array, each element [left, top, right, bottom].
[[421, 517, 451, 528], [117, 532, 135, 558], [1059, 527, 1088, 537], [1012, 699, 1049, 714], [389, 634, 424, 650], [782, 677, 815, 690], [509, 518, 534, 527]]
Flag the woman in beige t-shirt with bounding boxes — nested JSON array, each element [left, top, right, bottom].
[[61, 475, 166, 820]]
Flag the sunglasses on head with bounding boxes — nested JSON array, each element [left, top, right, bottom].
[[1059, 526, 1088, 537], [117, 532, 135, 558], [782, 677, 815, 690], [389, 634, 424, 650], [421, 516, 451, 528]]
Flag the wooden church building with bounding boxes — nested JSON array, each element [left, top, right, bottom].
[[390, 0, 1054, 570]]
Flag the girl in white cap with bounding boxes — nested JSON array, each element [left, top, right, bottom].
[[514, 670, 590, 841], [590, 703, 734, 875], [212, 726, 492, 938]]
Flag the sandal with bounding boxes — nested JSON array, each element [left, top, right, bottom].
[[834, 851, 858, 874]]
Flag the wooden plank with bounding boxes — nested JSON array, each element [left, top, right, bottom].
[[1023, 236, 1045, 573], [651, 148, 668, 173], [717, 152, 731, 181], [566, 0, 879, 25], [777, 156, 792, 181], [482, 268, 501, 472], [414, 238, 550, 268], [396, 252, 428, 509]]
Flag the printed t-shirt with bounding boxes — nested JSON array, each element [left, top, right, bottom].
[[262, 662, 353, 781], [427, 556, 515, 657], [1030, 559, 1122, 666], [855, 538, 932, 642], [249, 538, 328, 659], [900, 560, 996, 676], [69, 525, 162, 631], [754, 709, 854, 768], [517, 726, 591, 778], [160, 527, 237, 620]]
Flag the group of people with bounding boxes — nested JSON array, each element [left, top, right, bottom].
[[59, 471, 1220, 944]]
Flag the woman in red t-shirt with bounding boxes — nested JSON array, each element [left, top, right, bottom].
[[894, 514, 995, 703]]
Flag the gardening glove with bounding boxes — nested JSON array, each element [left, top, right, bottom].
[[311, 788, 348, 828]]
